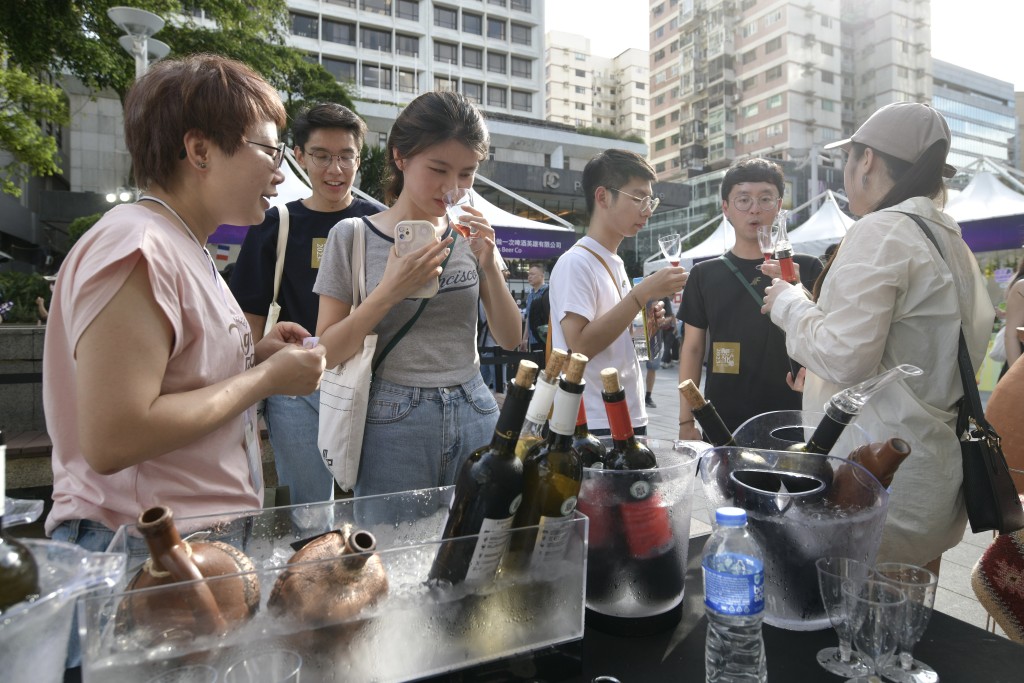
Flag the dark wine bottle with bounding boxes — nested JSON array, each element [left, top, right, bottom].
[[829, 438, 912, 509], [678, 380, 736, 447], [573, 402, 607, 468], [0, 430, 40, 613], [601, 368, 656, 470], [509, 353, 589, 570], [515, 348, 569, 460], [428, 360, 539, 585]]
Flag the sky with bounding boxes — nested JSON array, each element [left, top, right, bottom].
[[545, 0, 1023, 90]]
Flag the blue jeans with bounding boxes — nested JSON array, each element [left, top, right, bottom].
[[265, 390, 334, 504], [355, 374, 499, 498]]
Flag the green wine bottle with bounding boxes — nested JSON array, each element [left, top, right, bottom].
[[0, 430, 40, 613]]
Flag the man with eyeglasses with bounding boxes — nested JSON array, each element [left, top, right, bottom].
[[230, 103, 381, 504], [549, 149, 687, 435], [677, 158, 823, 439]]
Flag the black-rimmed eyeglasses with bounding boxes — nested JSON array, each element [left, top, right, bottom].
[[305, 150, 359, 169], [609, 187, 660, 213], [243, 138, 286, 168]]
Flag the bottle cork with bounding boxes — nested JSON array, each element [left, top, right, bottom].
[[514, 360, 539, 389], [563, 353, 589, 384], [543, 348, 569, 382], [600, 368, 621, 393], [678, 379, 708, 409]]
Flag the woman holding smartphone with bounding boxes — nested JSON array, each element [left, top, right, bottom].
[[315, 91, 522, 497]]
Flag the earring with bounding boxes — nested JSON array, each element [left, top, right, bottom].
[[198, 161, 207, 169]]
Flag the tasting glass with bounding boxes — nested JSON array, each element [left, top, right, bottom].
[[224, 649, 302, 683], [146, 665, 218, 683], [756, 223, 777, 262], [815, 557, 874, 677], [443, 188, 475, 238], [875, 562, 939, 683], [842, 579, 906, 683], [658, 233, 683, 266]]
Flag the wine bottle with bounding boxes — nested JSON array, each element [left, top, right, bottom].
[[601, 368, 657, 470], [514, 348, 569, 460], [509, 353, 589, 570], [573, 401, 608, 468], [0, 430, 41, 614], [773, 210, 798, 284], [428, 360, 539, 585], [829, 438, 912, 510], [678, 380, 736, 447]]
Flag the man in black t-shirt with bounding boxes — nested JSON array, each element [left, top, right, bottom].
[[677, 159, 823, 437]]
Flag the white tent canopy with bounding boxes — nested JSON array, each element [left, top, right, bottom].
[[945, 171, 1024, 222], [788, 191, 853, 256]]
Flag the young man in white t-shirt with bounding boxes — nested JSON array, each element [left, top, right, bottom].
[[548, 149, 688, 434]]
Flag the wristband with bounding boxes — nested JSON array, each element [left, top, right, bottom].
[[679, 419, 695, 426]]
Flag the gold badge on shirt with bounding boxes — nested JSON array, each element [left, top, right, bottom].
[[312, 238, 326, 269], [712, 342, 740, 374]]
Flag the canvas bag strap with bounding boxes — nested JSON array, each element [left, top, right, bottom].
[[270, 204, 290, 307], [575, 244, 623, 300], [719, 254, 764, 307]]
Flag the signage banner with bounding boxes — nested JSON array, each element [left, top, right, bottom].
[[494, 226, 576, 259]]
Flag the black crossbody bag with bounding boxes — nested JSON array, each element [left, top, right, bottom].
[[903, 212, 1024, 534]]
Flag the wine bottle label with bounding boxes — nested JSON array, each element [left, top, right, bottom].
[[464, 515, 516, 583], [530, 513, 576, 567], [606, 400, 634, 441], [703, 553, 765, 615], [525, 379, 558, 423], [576, 495, 614, 548], [620, 493, 674, 559]]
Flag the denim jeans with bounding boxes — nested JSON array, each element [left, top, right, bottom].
[[265, 390, 334, 504], [355, 374, 499, 499]]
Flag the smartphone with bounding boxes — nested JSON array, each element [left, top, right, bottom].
[[394, 220, 441, 299]]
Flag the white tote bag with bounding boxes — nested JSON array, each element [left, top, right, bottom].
[[264, 205, 290, 337], [990, 325, 1007, 363], [318, 222, 376, 492]]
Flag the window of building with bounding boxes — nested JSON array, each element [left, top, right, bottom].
[[655, 115, 666, 129], [821, 99, 835, 111], [575, 102, 586, 110], [741, 0, 756, 9], [575, 85, 586, 94], [511, 56, 531, 78], [511, 90, 532, 111], [290, 13, 318, 38], [434, 41, 458, 64], [654, 94, 665, 106], [635, 97, 646, 105], [766, 123, 783, 137], [511, 0, 531, 10], [654, 139, 667, 151], [487, 51, 507, 74], [766, 36, 782, 53], [670, 110, 680, 122], [821, 42, 834, 56], [654, 48, 666, 61], [489, 0, 507, 6], [398, 70, 417, 93], [766, 65, 783, 81], [821, 15, 832, 28], [361, 0, 391, 15], [653, 2, 665, 16], [820, 70, 834, 83], [362, 64, 392, 89], [463, 46, 483, 69], [765, 10, 782, 25], [464, 81, 483, 104], [511, 23, 531, 45], [396, 0, 418, 21], [396, 34, 419, 56], [434, 75, 457, 91], [741, 21, 758, 38], [322, 57, 356, 82], [767, 94, 782, 109], [655, 161, 667, 173], [488, 18, 506, 40], [671, 133, 680, 144], [575, 68, 586, 77], [742, 49, 756, 64], [361, 27, 391, 51], [322, 19, 354, 45], [636, 113, 646, 121], [574, 51, 586, 61], [742, 76, 757, 90], [435, 6, 457, 29], [743, 103, 759, 117], [487, 85, 507, 107], [635, 81, 646, 90], [463, 11, 482, 34]]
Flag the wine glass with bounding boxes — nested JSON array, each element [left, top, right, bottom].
[[875, 562, 939, 683], [443, 187, 475, 238], [815, 557, 874, 677], [658, 233, 683, 266], [756, 223, 776, 262], [842, 579, 907, 683]]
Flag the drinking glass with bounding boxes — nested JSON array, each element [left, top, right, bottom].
[[756, 223, 776, 262], [146, 665, 218, 683], [875, 562, 939, 683], [842, 579, 906, 683], [443, 187, 475, 238], [657, 233, 683, 266], [224, 649, 302, 683], [815, 557, 874, 677]]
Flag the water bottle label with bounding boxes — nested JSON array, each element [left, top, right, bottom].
[[703, 552, 765, 615], [464, 516, 515, 583]]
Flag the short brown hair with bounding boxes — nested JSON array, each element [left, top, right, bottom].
[[124, 54, 286, 189]]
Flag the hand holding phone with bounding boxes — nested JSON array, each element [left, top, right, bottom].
[[394, 220, 442, 298]]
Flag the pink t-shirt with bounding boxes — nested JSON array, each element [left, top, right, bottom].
[[44, 203, 262, 536]]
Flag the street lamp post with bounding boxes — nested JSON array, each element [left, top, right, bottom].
[[106, 6, 169, 80]]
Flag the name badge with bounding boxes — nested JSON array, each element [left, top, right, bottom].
[[712, 342, 740, 374], [312, 238, 326, 268]]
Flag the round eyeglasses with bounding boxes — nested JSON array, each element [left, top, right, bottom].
[[305, 151, 359, 169], [243, 138, 286, 168], [730, 194, 780, 212], [609, 187, 660, 213]]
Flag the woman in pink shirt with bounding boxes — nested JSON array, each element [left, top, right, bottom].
[[45, 55, 326, 557]]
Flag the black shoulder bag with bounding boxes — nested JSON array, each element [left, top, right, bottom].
[[903, 212, 1024, 534]]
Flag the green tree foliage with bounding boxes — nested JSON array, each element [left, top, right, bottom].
[[358, 144, 388, 204], [0, 271, 50, 324], [0, 58, 68, 197], [67, 211, 103, 248]]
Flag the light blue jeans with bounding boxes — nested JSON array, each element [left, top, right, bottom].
[[355, 374, 499, 499], [265, 390, 334, 504]]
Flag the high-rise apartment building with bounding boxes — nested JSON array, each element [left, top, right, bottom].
[[932, 60, 1015, 175], [545, 31, 650, 142]]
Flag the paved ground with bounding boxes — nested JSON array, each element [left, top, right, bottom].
[[641, 360, 1005, 637]]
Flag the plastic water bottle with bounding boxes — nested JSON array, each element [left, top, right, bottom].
[[702, 507, 767, 683]]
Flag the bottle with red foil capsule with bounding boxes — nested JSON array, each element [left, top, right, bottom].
[[601, 368, 656, 470], [772, 210, 798, 284], [572, 402, 607, 468]]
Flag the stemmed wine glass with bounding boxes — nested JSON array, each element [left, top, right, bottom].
[[815, 557, 874, 678], [658, 233, 683, 266], [875, 563, 939, 683], [842, 579, 907, 683], [756, 223, 777, 263], [443, 187, 475, 238]]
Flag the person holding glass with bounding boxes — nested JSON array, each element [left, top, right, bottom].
[[677, 159, 822, 438], [230, 103, 380, 504], [314, 91, 522, 497], [44, 54, 327, 557], [763, 102, 993, 571]]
